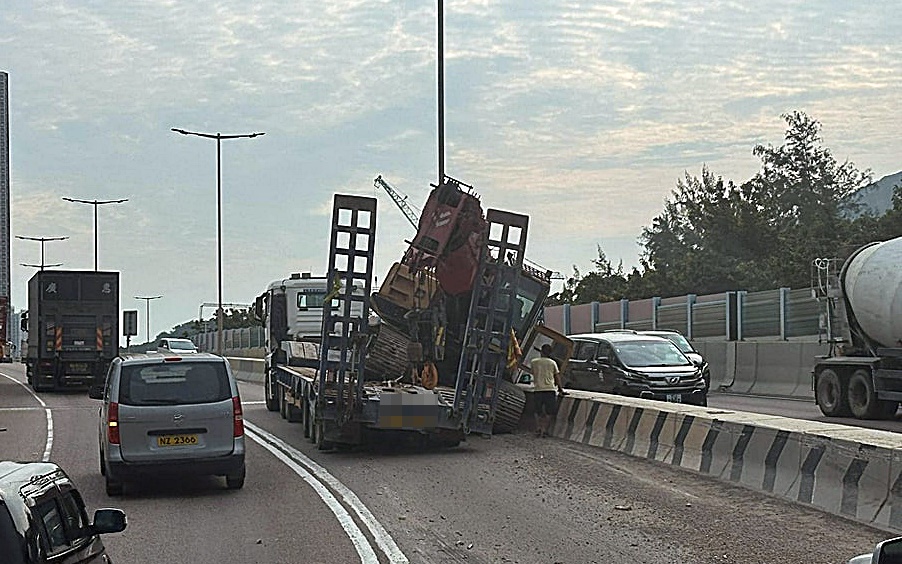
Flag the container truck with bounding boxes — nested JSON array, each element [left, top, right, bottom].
[[812, 236, 902, 419], [23, 270, 119, 391], [256, 184, 550, 449]]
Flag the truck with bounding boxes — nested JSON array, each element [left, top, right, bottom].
[[812, 235, 902, 419], [22, 270, 119, 392], [255, 182, 552, 449]]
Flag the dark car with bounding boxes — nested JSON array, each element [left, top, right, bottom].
[[639, 330, 711, 391], [0, 461, 126, 564], [562, 332, 707, 406]]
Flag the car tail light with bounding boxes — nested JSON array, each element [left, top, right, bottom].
[[108, 402, 120, 445], [232, 396, 244, 438]]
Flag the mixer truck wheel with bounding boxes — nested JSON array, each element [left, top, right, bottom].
[[815, 369, 851, 417], [848, 369, 893, 420]]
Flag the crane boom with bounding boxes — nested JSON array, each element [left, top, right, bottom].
[[374, 175, 419, 228]]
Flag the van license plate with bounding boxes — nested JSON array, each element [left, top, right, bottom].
[[157, 434, 198, 447], [665, 394, 682, 403]]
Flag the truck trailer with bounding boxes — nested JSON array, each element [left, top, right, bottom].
[[812, 235, 902, 419], [23, 270, 119, 392], [257, 183, 550, 449]]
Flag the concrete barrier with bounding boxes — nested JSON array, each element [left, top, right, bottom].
[[549, 390, 902, 533], [226, 357, 265, 384]]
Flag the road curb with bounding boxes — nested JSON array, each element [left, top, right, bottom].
[[548, 390, 902, 533]]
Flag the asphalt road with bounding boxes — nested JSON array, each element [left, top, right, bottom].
[[709, 392, 902, 433], [0, 364, 893, 564]]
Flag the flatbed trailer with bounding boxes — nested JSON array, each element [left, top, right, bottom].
[[268, 193, 531, 449]]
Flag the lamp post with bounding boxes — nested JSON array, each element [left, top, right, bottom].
[[171, 127, 265, 355], [135, 295, 162, 347], [15, 236, 68, 271], [61, 198, 128, 271]]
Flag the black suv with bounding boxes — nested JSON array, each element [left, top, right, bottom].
[[638, 330, 711, 392], [563, 332, 707, 406], [0, 461, 126, 563]]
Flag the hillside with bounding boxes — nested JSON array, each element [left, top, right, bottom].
[[849, 170, 902, 216]]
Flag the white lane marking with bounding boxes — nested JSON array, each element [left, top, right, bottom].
[[242, 400, 265, 406], [0, 371, 53, 462], [245, 428, 379, 564], [0, 407, 45, 411], [246, 421, 409, 564]]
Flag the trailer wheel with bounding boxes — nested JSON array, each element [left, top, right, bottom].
[[815, 368, 851, 417], [279, 390, 289, 419], [848, 369, 894, 420], [264, 370, 279, 412]]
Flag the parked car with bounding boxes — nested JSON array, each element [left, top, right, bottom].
[[562, 332, 707, 406], [0, 461, 126, 563], [157, 338, 198, 354], [638, 330, 711, 391], [90, 353, 246, 496]]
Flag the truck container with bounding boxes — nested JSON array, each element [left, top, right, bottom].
[[23, 270, 119, 391], [812, 236, 902, 419]]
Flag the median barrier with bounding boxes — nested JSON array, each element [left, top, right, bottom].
[[226, 357, 265, 384], [725, 342, 758, 394], [747, 342, 805, 397], [547, 390, 902, 533]]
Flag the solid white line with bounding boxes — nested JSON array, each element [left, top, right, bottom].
[[0, 371, 53, 462], [245, 428, 379, 564], [245, 421, 409, 564]]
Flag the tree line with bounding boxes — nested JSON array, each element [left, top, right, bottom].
[[547, 111, 902, 306]]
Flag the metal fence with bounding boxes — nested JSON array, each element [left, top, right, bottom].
[[192, 326, 265, 352], [547, 286, 821, 340]]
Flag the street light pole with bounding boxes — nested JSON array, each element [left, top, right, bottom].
[[15, 236, 68, 271], [135, 295, 162, 347], [61, 198, 128, 271], [171, 127, 265, 355]]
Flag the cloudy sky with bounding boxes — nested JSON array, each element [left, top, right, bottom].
[[2, 0, 900, 344]]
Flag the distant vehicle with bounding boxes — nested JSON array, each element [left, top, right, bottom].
[[563, 332, 707, 406], [90, 353, 246, 496], [23, 270, 119, 392], [638, 330, 711, 391], [157, 337, 198, 354], [0, 461, 126, 564]]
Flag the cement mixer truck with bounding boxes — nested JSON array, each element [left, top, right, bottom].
[[812, 236, 902, 419]]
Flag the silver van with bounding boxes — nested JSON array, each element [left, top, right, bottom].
[[90, 353, 246, 496]]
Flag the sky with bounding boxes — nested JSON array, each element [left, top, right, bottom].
[[1, 0, 900, 345]]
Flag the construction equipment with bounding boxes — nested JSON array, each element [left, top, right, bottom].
[[374, 175, 418, 229]]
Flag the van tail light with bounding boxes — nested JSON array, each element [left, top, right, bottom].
[[108, 402, 120, 445], [232, 396, 244, 438]]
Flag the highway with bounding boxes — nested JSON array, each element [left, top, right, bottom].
[[0, 363, 890, 564], [709, 393, 902, 433]]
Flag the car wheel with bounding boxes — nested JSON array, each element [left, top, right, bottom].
[[226, 466, 246, 490], [105, 474, 123, 496], [848, 369, 890, 420], [815, 368, 851, 417]]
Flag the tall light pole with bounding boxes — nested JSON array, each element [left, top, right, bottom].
[[171, 127, 265, 355], [62, 197, 128, 271], [15, 235, 68, 271], [135, 295, 162, 346]]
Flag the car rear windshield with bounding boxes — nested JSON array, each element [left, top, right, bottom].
[[119, 361, 230, 405], [166, 340, 196, 351], [614, 340, 692, 368]]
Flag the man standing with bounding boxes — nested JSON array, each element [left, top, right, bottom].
[[531, 344, 563, 437]]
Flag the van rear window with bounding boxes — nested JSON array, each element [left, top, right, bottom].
[[119, 362, 230, 406]]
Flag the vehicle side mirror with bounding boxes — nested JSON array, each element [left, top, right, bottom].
[[92, 508, 127, 534], [873, 536, 902, 564], [88, 385, 104, 400]]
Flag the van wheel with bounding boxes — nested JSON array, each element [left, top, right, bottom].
[[226, 467, 246, 490], [815, 369, 851, 417], [848, 369, 884, 419], [264, 371, 279, 412], [105, 475, 123, 496]]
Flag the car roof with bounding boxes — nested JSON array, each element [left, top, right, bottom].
[[117, 352, 225, 365], [568, 332, 672, 344]]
